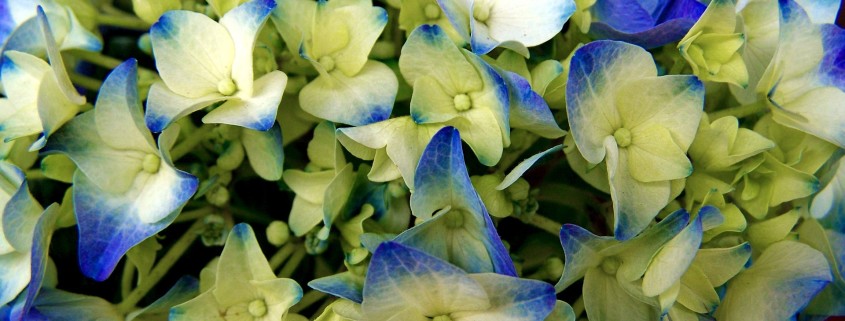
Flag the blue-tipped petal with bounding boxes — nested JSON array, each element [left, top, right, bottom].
[[394, 205, 516, 276], [497, 145, 563, 190], [503, 71, 565, 139], [299, 60, 396, 126], [411, 127, 479, 218], [242, 123, 284, 181], [144, 82, 226, 133], [362, 242, 490, 320], [35, 7, 84, 106], [93, 59, 156, 151], [20, 204, 61, 319], [202, 70, 286, 131], [126, 276, 199, 321], [218, 0, 276, 97], [642, 213, 703, 296], [308, 272, 364, 304], [714, 241, 832, 320], [556, 224, 617, 291], [455, 273, 557, 320], [149, 10, 233, 98]]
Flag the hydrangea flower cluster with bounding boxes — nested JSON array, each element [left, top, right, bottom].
[[0, 0, 843, 320]]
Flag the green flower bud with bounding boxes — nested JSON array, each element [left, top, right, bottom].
[[266, 221, 291, 247], [506, 178, 530, 201], [200, 214, 228, 246], [206, 185, 230, 207], [137, 33, 152, 55], [132, 0, 181, 24]]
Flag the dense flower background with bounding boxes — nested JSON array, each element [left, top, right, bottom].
[[0, 0, 844, 320]]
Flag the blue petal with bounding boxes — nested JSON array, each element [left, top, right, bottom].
[[556, 224, 617, 291], [72, 166, 196, 280], [308, 272, 364, 304], [590, 0, 705, 48], [502, 71, 565, 138], [20, 205, 61, 318], [411, 127, 480, 218], [460, 273, 557, 320], [127, 276, 199, 320], [819, 25, 845, 92], [362, 242, 490, 319]]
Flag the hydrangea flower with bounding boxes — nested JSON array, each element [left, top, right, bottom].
[[145, 0, 287, 132], [756, 0, 845, 148], [399, 24, 510, 166], [0, 0, 101, 58], [556, 208, 702, 321], [170, 224, 303, 321], [0, 7, 87, 150], [585, 0, 705, 49], [360, 242, 556, 320], [42, 60, 198, 280], [436, 0, 576, 56], [565, 40, 704, 240], [393, 126, 516, 275], [282, 122, 355, 238], [678, 0, 748, 87], [271, 0, 397, 126]]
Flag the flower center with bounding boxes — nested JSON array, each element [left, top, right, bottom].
[[142, 154, 160, 174], [472, 4, 490, 22], [453, 93, 472, 111], [217, 78, 237, 96], [424, 3, 440, 19], [247, 299, 268, 317], [600, 256, 621, 275], [613, 128, 632, 148], [319, 56, 336, 72], [443, 210, 465, 229]]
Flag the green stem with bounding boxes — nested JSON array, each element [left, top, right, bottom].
[[278, 246, 306, 278], [572, 295, 585, 318], [116, 219, 203, 314], [69, 72, 103, 92], [173, 207, 215, 223], [70, 50, 157, 76], [171, 124, 214, 161], [525, 213, 562, 236], [290, 290, 328, 314], [120, 261, 134, 299], [709, 101, 768, 120], [97, 14, 151, 31], [268, 242, 297, 271], [24, 169, 46, 180]]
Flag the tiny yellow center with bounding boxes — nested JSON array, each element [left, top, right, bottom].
[[613, 128, 632, 148], [453, 94, 471, 111], [601, 256, 621, 275], [472, 4, 490, 22], [424, 3, 441, 19], [142, 154, 160, 174], [217, 78, 237, 96], [247, 299, 268, 317], [319, 56, 336, 72]]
